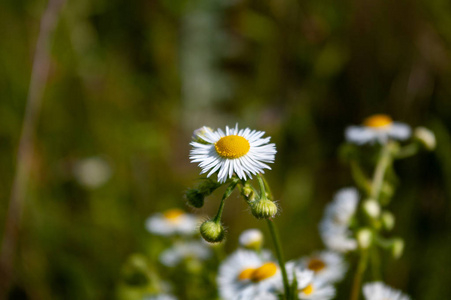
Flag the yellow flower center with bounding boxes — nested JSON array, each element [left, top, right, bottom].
[[307, 258, 326, 272], [250, 262, 277, 282], [163, 209, 184, 222], [215, 135, 250, 159], [238, 268, 255, 281], [363, 114, 393, 128], [301, 284, 314, 295], [237, 262, 278, 282]]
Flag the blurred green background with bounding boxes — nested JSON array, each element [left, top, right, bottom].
[[1, 0, 451, 299]]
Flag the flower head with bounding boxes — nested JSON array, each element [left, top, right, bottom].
[[145, 209, 198, 236], [190, 125, 277, 183], [319, 188, 359, 253], [239, 229, 264, 250], [159, 240, 212, 267], [217, 250, 280, 299], [283, 263, 336, 300], [345, 114, 411, 145], [298, 251, 348, 284], [362, 282, 410, 300]]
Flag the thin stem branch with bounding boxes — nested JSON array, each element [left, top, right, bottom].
[[370, 142, 392, 200], [266, 219, 290, 300], [350, 250, 369, 300], [0, 0, 66, 295]]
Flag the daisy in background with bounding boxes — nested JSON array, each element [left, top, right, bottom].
[[298, 251, 348, 284], [283, 262, 336, 300], [319, 188, 359, 253], [239, 229, 264, 251], [159, 240, 212, 267], [217, 249, 280, 299], [345, 114, 411, 145], [190, 125, 277, 183], [363, 282, 411, 300], [145, 208, 198, 236]]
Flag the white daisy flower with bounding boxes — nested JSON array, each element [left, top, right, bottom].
[[323, 187, 359, 226], [145, 209, 198, 236], [239, 229, 264, 250], [217, 249, 280, 300], [319, 188, 359, 253], [159, 240, 212, 267], [298, 251, 348, 284], [283, 263, 336, 300], [319, 223, 357, 253], [190, 125, 277, 183], [345, 114, 411, 145], [363, 281, 411, 300]]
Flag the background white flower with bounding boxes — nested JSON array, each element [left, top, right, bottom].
[[345, 114, 411, 145], [190, 125, 277, 183], [145, 209, 198, 236], [319, 188, 359, 253], [159, 240, 212, 267], [298, 251, 348, 284], [363, 281, 411, 300], [239, 228, 264, 249], [217, 249, 279, 300]]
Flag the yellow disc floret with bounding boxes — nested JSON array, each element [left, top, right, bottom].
[[301, 284, 314, 295], [215, 135, 250, 159], [307, 258, 326, 272], [238, 268, 255, 281], [163, 209, 184, 222], [250, 262, 277, 282], [363, 114, 393, 128]]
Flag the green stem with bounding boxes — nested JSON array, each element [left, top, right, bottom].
[[267, 219, 290, 300], [370, 244, 381, 280], [395, 143, 419, 159], [350, 249, 369, 300], [350, 160, 371, 194], [259, 174, 274, 199], [213, 181, 238, 223], [370, 142, 393, 200]]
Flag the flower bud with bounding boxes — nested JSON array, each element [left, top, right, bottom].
[[192, 127, 213, 144], [199, 220, 225, 243], [250, 198, 278, 219], [241, 182, 255, 201], [239, 229, 264, 250], [414, 127, 436, 151], [391, 238, 404, 259], [185, 189, 205, 208], [381, 211, 395, 231], [363, 199, 381, 219], [357, 228, 373, 249]]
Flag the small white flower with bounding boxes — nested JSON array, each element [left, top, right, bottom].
[[298, 251, 348, 284], [190, 125, 277, 183], [283, 263, 336, 300], [239, 229, 264, 250], [363, 281, 410, 300], [143, 294, 178, 300], [319, 188, 359, 253], [323, 188, 359, 225], [145, 209, 198, 236], [73, 157, 112, 188], [217, 250, 280, 300], [345, 114, 411, 145], [320, 224, 357, 253], [159, 240, 212, 267]]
